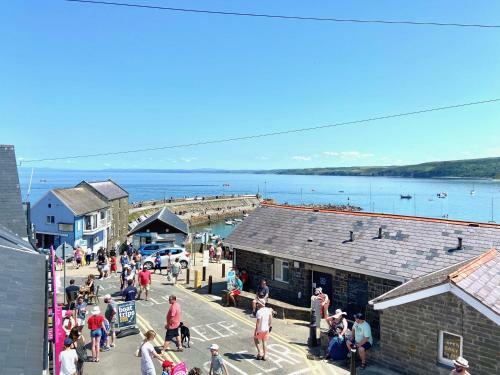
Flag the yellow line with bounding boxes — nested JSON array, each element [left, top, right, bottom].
[[135, 314, 175, 362], [176, 284, 325, 374], [136, 313, 180, 363]]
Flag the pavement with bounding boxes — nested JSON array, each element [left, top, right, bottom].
[[57, 257, 399, 375]]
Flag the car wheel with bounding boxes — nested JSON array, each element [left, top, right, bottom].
[[180, 260, 188, 269], [143, 262, 154, 270]]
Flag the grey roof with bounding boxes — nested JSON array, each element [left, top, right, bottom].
[[0, 225, 46, 375], [52, 187, 109, 216], [225, 204, 500, 282], [128, 207, 188, 236], [370, 248, 500, 315], [0, 145, 26, 236], [77, 179, 128, 200]]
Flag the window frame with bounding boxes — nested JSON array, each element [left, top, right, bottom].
[[438, 330, 463, 367], [274, 258, 290, 283], [46, 215, 55, 224]]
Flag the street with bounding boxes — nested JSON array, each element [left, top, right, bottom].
[[76, 273, 340, 375]]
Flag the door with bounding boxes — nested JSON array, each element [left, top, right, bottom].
[[312, 271, 333, 303]]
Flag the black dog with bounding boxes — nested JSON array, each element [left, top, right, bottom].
[[180, 322, 190, 348]]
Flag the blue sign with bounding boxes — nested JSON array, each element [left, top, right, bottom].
[[117, 301, 136, 328]]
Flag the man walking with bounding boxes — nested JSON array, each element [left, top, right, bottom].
[[171, 258, 181, 284], [163, 295, 183, 352], [122, 279, 138, 302], [104, 294, 117, 348], [254, 300, 272, 361], [138, 266, 152, 301]]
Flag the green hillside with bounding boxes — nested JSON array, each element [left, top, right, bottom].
[[267, 157, 500, 179]]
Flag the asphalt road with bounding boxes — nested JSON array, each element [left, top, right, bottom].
[[78, 273, 337, 375]]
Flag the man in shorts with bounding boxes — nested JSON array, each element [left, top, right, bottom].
[[346, 312, 373, 369], [138, 266, 152, 301], [104, 294, 117, 348], [163, 295, 183, 352], [254, 300, 272, 361]]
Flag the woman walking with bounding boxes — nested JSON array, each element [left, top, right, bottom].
[[69, 326, 87, 375], [140, 330, 165, 375], [87, 306, 107, 362]]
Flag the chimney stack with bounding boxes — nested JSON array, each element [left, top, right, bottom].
[[378, 227, 383, 239], [349, 231, 354, 242], [457, 237, 463, 250]]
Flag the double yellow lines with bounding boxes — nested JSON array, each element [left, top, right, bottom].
[[135, 313, 181, 364]]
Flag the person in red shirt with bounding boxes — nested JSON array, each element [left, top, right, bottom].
[[87, 306, 107, 362], [110, 255, 117, 276], [162, 295, 183, 352], [137, 266, 152, 301]]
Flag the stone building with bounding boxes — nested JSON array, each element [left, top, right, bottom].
[[225, 203, 500, 337], [76, 180, 129, 249], [370, 248, 499, 375]]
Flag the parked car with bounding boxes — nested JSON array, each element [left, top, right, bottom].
[[138, 243, 171, 257], [142, 247, 190, 270]]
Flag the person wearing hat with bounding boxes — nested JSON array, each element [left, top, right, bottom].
[[161, 359, 174, 375], [451, 357, 470, 375], [104, 294, 117, 348], [208, 343, 228, 375], [87, 306, 107, 362], [346, 313, 373, 369], [59, 337, 78, 375], [254, 299, 272, 361], [327, 309, 348, 337], [325, 309, 349, 360], [120, 264, 132, 291]]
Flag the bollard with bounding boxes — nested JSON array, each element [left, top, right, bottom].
[[186, 268, 190, 285], [202, 266, 207, 281], [194, 270, 202, 288], [208, 275, 213, 294], [222, 263, 226, 278], [307, 311, 318, 347], [350, 347, 357, 375]]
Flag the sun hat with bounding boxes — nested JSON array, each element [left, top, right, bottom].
[[208, 343, 219, 351], [453, 357, 469, 368], [91, 306, 100, 315], [332, 309, 347, 319], [124, 264, 131, 269], [103, 294, 111, 301], [64, 337, 73, 347]]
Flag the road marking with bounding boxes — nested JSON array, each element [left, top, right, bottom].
[[135, 315, 175, 363], [176, 284, 327, 375], [235, 350, 277, 372], [136, 313, 180, 363]]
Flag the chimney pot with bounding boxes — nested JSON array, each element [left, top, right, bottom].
[[458, 237, 463, 250], [378, 227, 383, 239], [349, 231, 354, 242]]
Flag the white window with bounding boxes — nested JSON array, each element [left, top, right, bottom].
[[100, 210, 106, 220], [438, 331, 463, 367], [76, 221, 81, 231], [46, 216, 55, 224], [274, 258, 290, 283]]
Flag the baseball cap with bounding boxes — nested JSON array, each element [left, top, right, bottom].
[[64, 338, 73, 347], [208, 343, 219, 350], [162, 360, 173, 368]]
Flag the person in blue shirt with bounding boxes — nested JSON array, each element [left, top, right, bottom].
[[122, 279, 137, 302], [154, 254, 162, 275], [226, 274, 243, 307]]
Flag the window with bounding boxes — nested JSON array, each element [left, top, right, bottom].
[[438, 331, 463, 367], [100, 211, 106, 220], [58, 223, 74, 232], [46, 216, 55, 224], [48, 203, 51, 208], [274, 258, 290, 283]]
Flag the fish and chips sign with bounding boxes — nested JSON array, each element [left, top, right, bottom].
[[117, 301, 136, 329]]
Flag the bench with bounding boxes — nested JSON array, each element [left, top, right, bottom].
[[222, 289, 310, 321]]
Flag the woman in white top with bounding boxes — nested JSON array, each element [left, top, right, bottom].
[[140, 330, 164, 375]]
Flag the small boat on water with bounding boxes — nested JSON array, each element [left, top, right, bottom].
[[222, 183, 230, 187], [338, 190, 345, 193], [437, 192, 448, 198], [225, 220, 235, 225], [211, 234, 221, 240], [470, 183, 475, 195], [40, 179, 47, 182], [233, 218, 243, 222], [400, 194, 412, 199], [243, 213, 249, 217]]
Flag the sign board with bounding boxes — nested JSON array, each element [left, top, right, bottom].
[[172, 362, 187, 375], [227, 270, 236, 290], [116, 301, 136, 329], [202, 249, 209, 267]]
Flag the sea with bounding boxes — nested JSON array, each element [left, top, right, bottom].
[[19, 169, 500, 231]]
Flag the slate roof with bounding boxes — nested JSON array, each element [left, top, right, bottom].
[[52, 187, 109, 216], [370, 249, 500, 315], [77, 179, 128, 201], [128, 207, 188, 236], [0, 225, 46, 375], [225, 204, 500, 282], [0, 145, 27, 236]]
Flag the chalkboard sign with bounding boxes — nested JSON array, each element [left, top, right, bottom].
[[116, 301, 136, 329], [347, 278, 368, 316]]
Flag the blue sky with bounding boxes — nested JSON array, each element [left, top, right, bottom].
[[1, 0, 500, 170]]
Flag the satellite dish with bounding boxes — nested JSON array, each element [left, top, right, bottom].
[[56, 243, 74, 259]]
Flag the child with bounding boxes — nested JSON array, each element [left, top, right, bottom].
[[154, 254, 162, 275], [208, 343, 228, 375], [110, 255, 117, 276], [100, 318, 111, 352], [162, 360, 174, 375]]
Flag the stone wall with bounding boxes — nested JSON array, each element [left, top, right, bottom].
[[375, 293, 499, 375], [108, 196, 128, 248], [234, 248, 401, 336]]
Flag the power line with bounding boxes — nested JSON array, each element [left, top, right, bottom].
[[65, 0, 500, 29], [19, 98, 500, 164]]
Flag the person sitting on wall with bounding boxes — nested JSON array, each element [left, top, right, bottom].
[[226, 274, 243, 307], [346, 312, 373, 369], [450, 357, 470, 375], [325, 309, 349, 360], [252, 279, 269, 317]]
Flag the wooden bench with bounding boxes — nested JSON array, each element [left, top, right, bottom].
[[222, 290, 310, 321]]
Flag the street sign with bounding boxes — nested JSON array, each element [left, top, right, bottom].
[[226, 270, 236, 290], [116, 301, 136, 329]]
